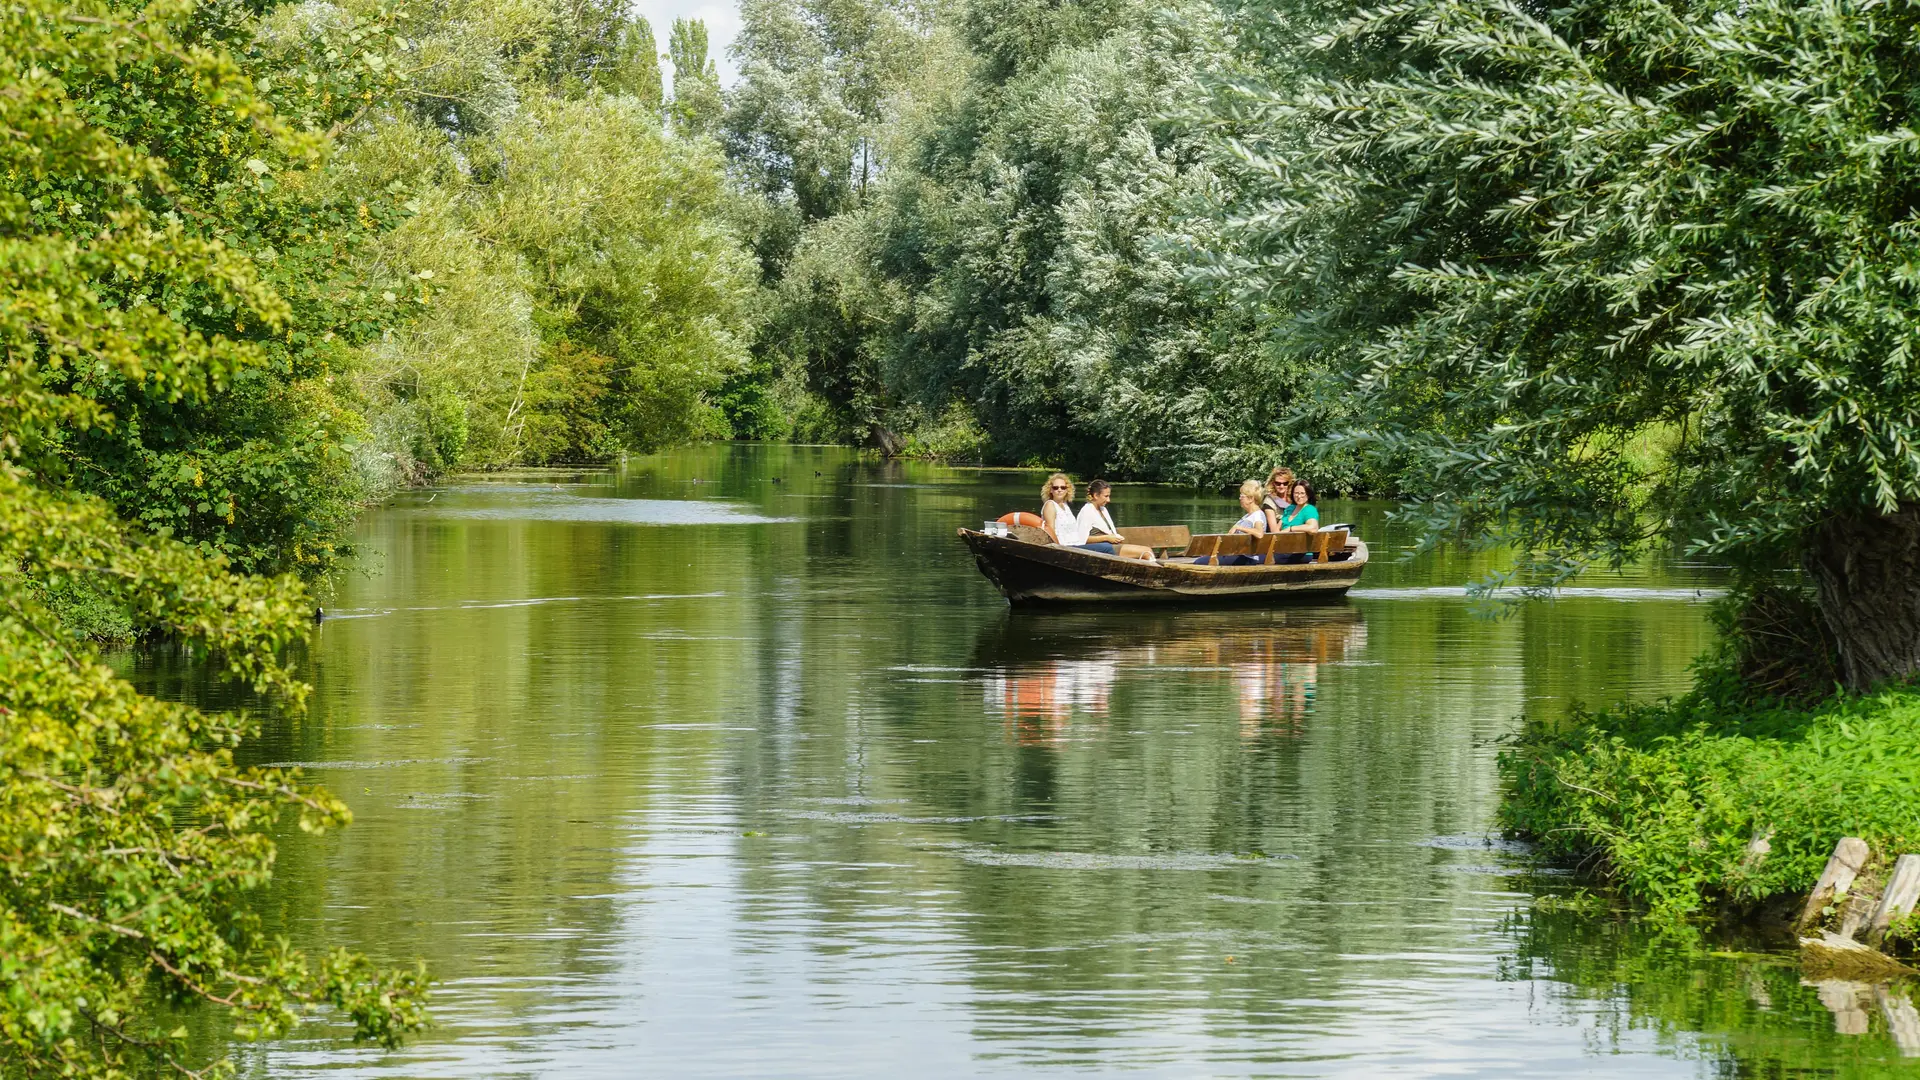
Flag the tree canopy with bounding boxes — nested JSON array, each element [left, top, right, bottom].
[[1202, 0, 1920, 687], [1, 0, 428, 1070]]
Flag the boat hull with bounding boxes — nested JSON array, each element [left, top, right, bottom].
[[959, 529, 1367, 606]]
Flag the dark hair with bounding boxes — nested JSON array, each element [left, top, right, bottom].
[[1290, 479, 1316, 506], [1087, 479, 1111, 497]]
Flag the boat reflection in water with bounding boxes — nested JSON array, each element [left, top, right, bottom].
[[975, 606, 1367, 745]]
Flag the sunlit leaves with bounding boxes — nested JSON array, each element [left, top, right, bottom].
[[0, 0, 428, 1072]]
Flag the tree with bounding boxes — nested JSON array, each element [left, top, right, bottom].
[[669, 18, 724, 136], [1210, 0, 1920, 689], [1, 0, 427, 1071], [20, 0, 410, 581], [549, 0, 664, 106], [725, 0, 925, 225]]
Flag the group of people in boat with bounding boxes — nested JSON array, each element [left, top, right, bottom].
[[1038, 466, 1322, 566]]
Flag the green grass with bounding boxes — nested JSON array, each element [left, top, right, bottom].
[[1500, 673, 1920, 917]]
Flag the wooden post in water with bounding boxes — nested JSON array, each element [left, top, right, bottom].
[[1868, 854, 1920, 947], [1800, 837, 1871, 931]]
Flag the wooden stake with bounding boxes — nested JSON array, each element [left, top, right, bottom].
[[1868, 853, 1920, 947], [1800, 837, 1871, 931]]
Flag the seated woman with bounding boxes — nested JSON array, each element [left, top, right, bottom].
[[1272, 479, 1319, 564], [1206, 480, 1268, 565], [1040, 473, 1114, 554], [1076, 480, 1156, 562], [1261, 467, 1295, 533]]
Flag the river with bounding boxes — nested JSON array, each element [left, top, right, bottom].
[[190, 444, 1916, 1077]]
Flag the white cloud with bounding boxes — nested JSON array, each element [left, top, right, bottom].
[[630, 0, 743, 88]]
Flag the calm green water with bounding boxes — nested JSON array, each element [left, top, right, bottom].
[[198, 444, 1920, 1077]]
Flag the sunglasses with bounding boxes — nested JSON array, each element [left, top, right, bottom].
[[1051, 484, 1068, 490]]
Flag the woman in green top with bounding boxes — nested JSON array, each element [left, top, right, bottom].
[[1274, 480, 1318, 563]]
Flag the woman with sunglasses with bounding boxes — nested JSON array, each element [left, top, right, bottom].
[[1261, 467, 1295, 533], [1041, 473, 1098, 551]]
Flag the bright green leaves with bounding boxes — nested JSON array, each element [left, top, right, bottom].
[[0, 0, 428, 1071], [0, 469, 429, 1076], [1501, 683, 1920, 917]]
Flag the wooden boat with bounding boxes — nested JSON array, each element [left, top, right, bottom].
[[958, 523, 1367, 605]]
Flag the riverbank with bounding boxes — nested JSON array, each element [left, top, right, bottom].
[[1500, 673, 1920, 920]]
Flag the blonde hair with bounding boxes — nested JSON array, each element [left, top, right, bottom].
[[1238, 479, 1263, 504], [1041, 472, 1074, 504], [1267, 466, 1294, 488]]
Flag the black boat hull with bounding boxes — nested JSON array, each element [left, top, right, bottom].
[[959, 529, 1367, 606]]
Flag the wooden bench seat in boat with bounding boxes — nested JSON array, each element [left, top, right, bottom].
[[1115, 525, 1190, 555], [1255, 532, 1313, 561], [1182, 533, 1257, 560], [1254, 529, 1353, 563]]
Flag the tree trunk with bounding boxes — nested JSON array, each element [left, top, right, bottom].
[[1806, 504, 1920, 692], [869, 423, 905, 457]]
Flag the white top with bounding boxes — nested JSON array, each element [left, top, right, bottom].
[[1076, 501, 1117, 540], [1046, 500, 1088, 545], [1234, 509, 1266, 533]]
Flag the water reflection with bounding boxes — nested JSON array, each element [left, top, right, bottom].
[[980, 609, 1366, 744], [1511, 905, 1920, 1074], [160, 443, 1880, 1079]]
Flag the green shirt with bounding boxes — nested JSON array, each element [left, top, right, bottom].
[[1280, 503, 1318, 529]]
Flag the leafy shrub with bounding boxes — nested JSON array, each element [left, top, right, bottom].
[[1501, 678, 1920, 916]]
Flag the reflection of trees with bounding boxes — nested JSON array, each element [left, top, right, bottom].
[[1510, 907, 1920, 1076], [978, 608, 1366, 743], [144, 444, 1729, 1072]]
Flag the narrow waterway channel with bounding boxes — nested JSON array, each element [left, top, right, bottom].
[[190, 444, 1917, 1076]]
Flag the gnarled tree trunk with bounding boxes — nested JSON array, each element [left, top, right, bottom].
[[869, 423, 905, 457], [1806, 504, 1920, 692]]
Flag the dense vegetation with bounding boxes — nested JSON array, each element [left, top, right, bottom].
[[1, 0, 439, 1070], [1502, 675, 1920, 916], [15, 0, 1920, 1058], [3, 0, 746, 1068], [722, 0, 1386, 487], [722, 0, 1920, 918]]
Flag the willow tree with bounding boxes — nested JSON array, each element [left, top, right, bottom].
[[1, 0, 426, 1072], [1212, 0, 1920, 689]]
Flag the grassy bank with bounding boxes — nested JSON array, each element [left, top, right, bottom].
[[1500, 674, 1920, 918]]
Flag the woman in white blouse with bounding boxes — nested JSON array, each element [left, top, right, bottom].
[[1040, 473, 1090, 547], [1076, 480, 1154, 561]]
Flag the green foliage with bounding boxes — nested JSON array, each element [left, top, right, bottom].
[[669, 18, 724, 137], [1500, 678, 1920, 917], [893, 402, 990, 461], [13, 0, 401, 582], [318, 2, 755, 478], [548, 0, 664, 105], [726, 0, 926, 230], [0, 0, 427, 1068], [727, 0, 1392, 488], [1211, 0, 1920, 580]]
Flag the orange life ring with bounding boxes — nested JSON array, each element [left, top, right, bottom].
[[997, 511, 1046, 529]]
